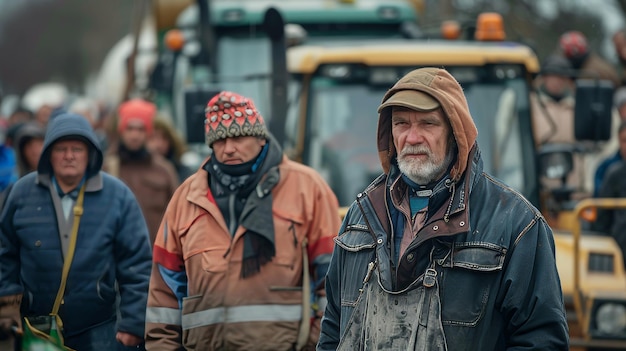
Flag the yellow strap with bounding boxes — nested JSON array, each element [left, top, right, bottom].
[[51, 183, 86, 315]]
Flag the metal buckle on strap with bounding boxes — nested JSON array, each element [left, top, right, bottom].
[[423, 268, 437, 288], [363, 261, 376, 284]]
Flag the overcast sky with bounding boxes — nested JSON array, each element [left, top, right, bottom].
[[1, 0, 625, 60]]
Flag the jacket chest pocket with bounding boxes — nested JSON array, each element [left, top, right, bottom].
[[335, 225, 377, 306], [438, 242, 506, 327], [271, 214, 304, 268]]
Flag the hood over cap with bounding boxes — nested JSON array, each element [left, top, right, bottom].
[[377, 67, 478, 182], [38, 112, 103, 177]]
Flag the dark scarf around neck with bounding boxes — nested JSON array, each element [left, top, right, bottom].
[[118, 141, 151, 162], [205, 137, 283, 278]]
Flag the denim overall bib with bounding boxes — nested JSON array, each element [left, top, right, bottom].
[[337, 261, 448, 351]]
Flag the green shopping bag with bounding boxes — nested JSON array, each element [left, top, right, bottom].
[[22, 315, 72, 351]]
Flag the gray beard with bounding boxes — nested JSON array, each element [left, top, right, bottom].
[[398, 147, 455, 185]]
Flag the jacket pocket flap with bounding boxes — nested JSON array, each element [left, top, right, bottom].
[[335, 225, 377, 252], [442, 242, 506, 271]]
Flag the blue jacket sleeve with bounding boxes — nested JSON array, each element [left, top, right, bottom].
[[114, 187, 153, 339], [0, 184, 24, 298], [498, 217, 569, 350], [317, 209, 352, 351]]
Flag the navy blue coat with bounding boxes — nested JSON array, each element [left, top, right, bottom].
[[0, 113, 152, 338]]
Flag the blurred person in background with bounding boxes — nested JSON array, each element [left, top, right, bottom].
[[147, 116, 194, 181], [21, 82, 69, 128], [68, 97, 99, 127], [559, 30, 621, 88], [69, 96, 108, 152], [103, 99, 179, 244], [0, 122, 17, 193], [0, 122, 45, 211], [530, 54, 590, 196], [531, 54, 577, 145], [7, 106, 35, 127], [593, 87, 626, 197], [591, 120, 626, 268], [4, 104, 37, 149], [13, 122, 46, 177]]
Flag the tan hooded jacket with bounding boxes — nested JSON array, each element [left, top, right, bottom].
[[377, 67, 478, 181]]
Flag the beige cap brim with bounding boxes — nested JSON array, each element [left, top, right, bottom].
[[377, 90, 440, 113]]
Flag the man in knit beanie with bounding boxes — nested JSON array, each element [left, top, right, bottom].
[[103, 98, 179, 244], [204, 91, 267, 147], [146, 91, 341, 351]]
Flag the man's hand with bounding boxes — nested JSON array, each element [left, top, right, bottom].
[[0, 317, 19, 340], [116, 331, 143, 347]]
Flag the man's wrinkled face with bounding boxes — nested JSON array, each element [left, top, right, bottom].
[[50, 140, 89, 183], [392, 106, 454, 184], [120, 120, 148, 151], [212, 136, 266, 165]]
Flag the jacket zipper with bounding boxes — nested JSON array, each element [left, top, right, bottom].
[[384, 184, 399, 285]]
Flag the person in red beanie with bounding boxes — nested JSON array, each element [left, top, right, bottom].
[[559, 30, 621, 87], [103, 98, 179, 244], [145, 91, 341, 351]]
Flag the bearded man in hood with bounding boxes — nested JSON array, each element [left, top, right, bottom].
[[317, 67, 569, 350]]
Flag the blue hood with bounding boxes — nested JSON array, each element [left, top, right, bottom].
[[37, 113, 103, 176]]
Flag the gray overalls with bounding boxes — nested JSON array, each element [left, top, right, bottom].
[[337, 260, 448, 351]]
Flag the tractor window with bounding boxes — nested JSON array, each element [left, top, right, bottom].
[[304, 73, 535, 207], [169, 29, 273, 136], [306, 78, 385, 206], [464, 80, 527, 191], [214, 33, 273, 119]]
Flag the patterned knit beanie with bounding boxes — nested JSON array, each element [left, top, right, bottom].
[[204, 91, 267, 147], [118, 99, 156, 135]]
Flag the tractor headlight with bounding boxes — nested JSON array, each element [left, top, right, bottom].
[[591, 301, 626, 338]]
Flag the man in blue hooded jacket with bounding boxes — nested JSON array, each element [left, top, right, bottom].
[[0, 113, 152, 350]]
